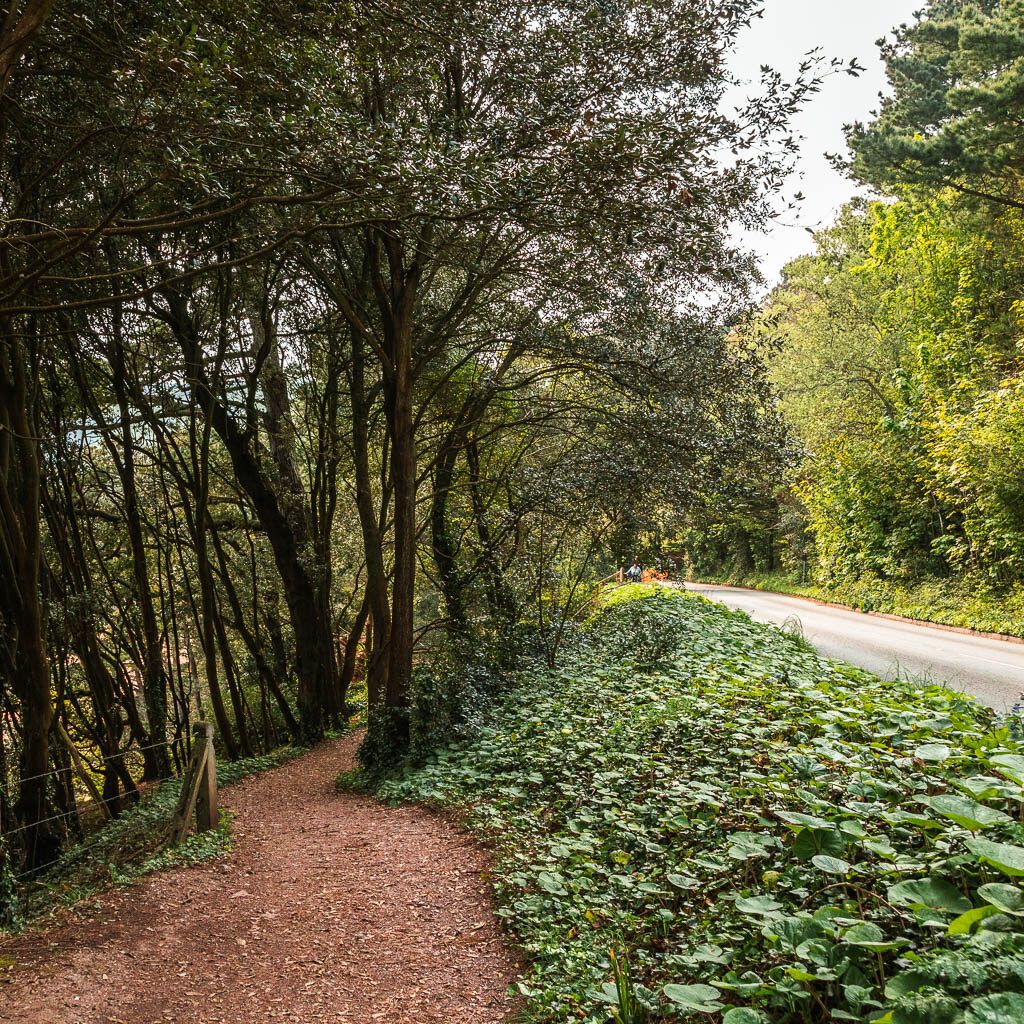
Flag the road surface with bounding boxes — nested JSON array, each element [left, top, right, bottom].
[[683, 582, 1024, 712]]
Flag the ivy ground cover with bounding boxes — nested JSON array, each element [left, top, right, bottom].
[[381, 586, 1024, 1023]]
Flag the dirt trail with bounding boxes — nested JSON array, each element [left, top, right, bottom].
[[0, 734, 520, 1023]]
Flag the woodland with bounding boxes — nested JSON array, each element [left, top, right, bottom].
[[4, 2, 1024, 1023]]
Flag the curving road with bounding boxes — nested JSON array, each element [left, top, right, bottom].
[[683, 582, 1024, 712]]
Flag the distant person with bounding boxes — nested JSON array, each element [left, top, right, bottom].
[[626, 561, 641, 582]]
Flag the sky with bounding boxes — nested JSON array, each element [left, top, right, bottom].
[[727, 0, 924, 287]]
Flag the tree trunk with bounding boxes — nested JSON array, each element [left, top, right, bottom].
[[349, 327, 392, 712], [0, 320, 59, 873], [384, 316, 415, 728], [210, 527, 300, 740], [108, 328, 170, 780], [430, 442, 469, 634]]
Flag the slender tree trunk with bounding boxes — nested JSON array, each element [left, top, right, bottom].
[[210, 528, 299, 740], [349, 327, 391, 711], [431, 442, 469, 634], [339, 592, 371, 710], [213, 595, 254, 757], [466, 436, 517, 622], [0, 320, 58, 872]]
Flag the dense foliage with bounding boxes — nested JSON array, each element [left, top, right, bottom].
[[774, 199, 1024, 587], [677, 1, 1024, 631], [847, 0, 1024, 211], [381, 587, 1024, 1023]]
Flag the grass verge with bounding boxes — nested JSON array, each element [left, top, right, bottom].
[[376, 585, 1024, 1023]]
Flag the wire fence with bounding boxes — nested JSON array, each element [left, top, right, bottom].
[[2, 737, 184, 884], [12, 767, 183, 882], [14, 737, 180, 787]]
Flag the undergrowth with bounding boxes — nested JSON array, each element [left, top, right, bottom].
[[5, 745, 305, 931], [377, 585, 1024, 1023]]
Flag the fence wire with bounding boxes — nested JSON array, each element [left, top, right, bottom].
[[3, 768, 181, 839], [3, 738, 185, 883], [15, 738, 177, 786]]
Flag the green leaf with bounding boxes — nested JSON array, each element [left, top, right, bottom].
[[812, 854, 851, 874], [786, 966, 819, 982], [778, 811, 833, 830], [885, 970, 929, 999], [793, 827, 845, 859], [967, 838, 1024, 877], [667, 873, 697, 890], [887, 877, 972, 914], [722, 1010, 766, 1024], [663, 983, 724, 1012], [966, 992, 1024, 1024], [920, 794, 1012, 830], [735, 895, 783, 916], [947, 904, 1001, 935], [842, 923, 905, 950], [536, 871, 567, 895], [991, 754, 1024, 785], [914, 743, 951, 762], [977, 883, 1024, 915]]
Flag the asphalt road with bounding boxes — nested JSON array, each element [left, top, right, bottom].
[[683, 582, 1024, 712]]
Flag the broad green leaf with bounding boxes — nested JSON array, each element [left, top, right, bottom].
[[735, 895, 783, 916], [947, 904, 1001, 935], [812, 854, 851, 875], [990, 754, 1024, 785], [777, 810, 833, 830], [842, 922, 883, 944], [966, 992, 1024, 1024], [967, 838, 1024, 877], [722, 1009, 766, 1024], [914, 743, 951, 762], [786, 966, 819, 982], [793, 827, 845, 859], [977, 883, 1024, 915], [536, 871, 567, 895], [667, 873, 697, 889], [769, 915, 825, 951], [842, 923, 905, 950], [887, 877, 971, 914], [885, 970, 929, 999], [663, 983, 723, 1012], [919, 794, 1012, 830]]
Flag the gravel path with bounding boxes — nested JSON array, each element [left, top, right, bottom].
[[0, 733, 520, 1023]]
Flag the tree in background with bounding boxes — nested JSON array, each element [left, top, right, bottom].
[[847, 0, 1023, 210], [678, 0, 1024, 603]]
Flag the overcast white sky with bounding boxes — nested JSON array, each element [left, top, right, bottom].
[[728, 0, 924, 286]]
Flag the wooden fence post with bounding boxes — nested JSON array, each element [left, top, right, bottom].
[[169, 722, 217, 844], [194, 722, 217, 833], [617, 567, 624, 584]]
